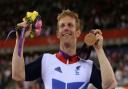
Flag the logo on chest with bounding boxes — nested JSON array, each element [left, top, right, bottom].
[[54, 66, 82, 75], [75, 66, 81, 75], [54, 67, 62, 73]]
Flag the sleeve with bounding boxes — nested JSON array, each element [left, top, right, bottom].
[[89, 63, 102, 89], [25, 55, 43, 81]]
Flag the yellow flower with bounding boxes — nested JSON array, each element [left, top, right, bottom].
[[26, 11, 39, 22], [31, 11, 39, 21], [26, 12, 32, 18]]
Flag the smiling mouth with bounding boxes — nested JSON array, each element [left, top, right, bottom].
[[62, 33, 72, 36]]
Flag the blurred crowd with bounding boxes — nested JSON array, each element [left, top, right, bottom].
[[0, 0, 128, 89], [0, 53, 43, 89], [0, 0, 128, 39], [0, 54, 11, 89], [0, 45, 128, 89]]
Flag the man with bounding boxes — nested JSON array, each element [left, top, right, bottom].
[[12, 10, 117, 89]]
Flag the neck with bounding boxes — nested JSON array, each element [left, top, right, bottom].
[[60, 42, 76, 56]]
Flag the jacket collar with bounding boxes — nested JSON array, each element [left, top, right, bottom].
[[56, 50, 79, 64]]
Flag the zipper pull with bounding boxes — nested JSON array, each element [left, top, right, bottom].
[[67, 59, 69, 64]]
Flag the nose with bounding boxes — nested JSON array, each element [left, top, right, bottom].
[[63, 24, 70, 32], [63, 28, 70, 32]]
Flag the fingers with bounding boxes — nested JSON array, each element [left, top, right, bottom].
[[95, 30, 103, 40], [17, 21, 32, 32], [17, 21, 28, 28], [16, 21, 32, 38], [95, 34, 103, 43], [90, 29, 103, 44], [90, 29, 102, 40], [90, 29, 102, 35], [22, 18, 26, 22], [95, 29, 102, 35]]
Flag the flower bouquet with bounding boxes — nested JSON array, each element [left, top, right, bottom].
[[7, 11, 43, 58]]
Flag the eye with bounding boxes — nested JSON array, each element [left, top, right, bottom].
[[60, 23, 65, 28], [68, 23, 73, 28]]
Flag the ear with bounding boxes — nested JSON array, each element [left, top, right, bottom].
[[76, 29, 81, 38]]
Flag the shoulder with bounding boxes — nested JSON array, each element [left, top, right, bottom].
[[42, 53, 56, 62], [79, 59, 94, 71], [79, 58, 93, 65]]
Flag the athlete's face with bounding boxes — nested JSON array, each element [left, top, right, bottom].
[[57, 16, 81, 44]]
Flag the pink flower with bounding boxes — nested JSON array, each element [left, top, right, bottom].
[[35, 20, 42, 29], [35, 20, 43, 36]]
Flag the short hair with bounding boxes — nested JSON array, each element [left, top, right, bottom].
[[57, 9, 81, 30]]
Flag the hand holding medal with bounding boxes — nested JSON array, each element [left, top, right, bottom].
[[84, 29, 102, 46]]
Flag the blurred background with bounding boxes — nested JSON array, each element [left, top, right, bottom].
[[0, 0, 128, 89]]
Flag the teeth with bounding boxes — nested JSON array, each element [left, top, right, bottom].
[[63, 34, 69, 36], [63, 33, 71, 36], [64, 34, 70, 36]]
